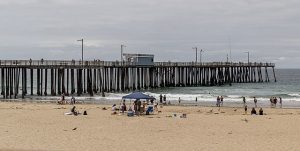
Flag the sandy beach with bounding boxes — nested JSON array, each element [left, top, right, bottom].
[[0, 101, 300, 151]]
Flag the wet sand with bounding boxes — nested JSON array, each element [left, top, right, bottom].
[[0, 101, 300, 151]]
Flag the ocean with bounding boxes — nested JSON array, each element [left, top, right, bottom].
[[25, 69, 300, 107]]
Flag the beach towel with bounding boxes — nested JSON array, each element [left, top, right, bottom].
[[64, 112, 81, 115], [64, 112, 73, 115]]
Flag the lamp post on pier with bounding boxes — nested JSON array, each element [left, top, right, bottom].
[[121, 44, 126, 65], [244, 51, 249, 64], [193, 47, 198, 63], [77, 39, 84, 67], [200, 49, 203, 64]]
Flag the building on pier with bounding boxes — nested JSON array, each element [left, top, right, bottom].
[[123, 53, 154, 66]]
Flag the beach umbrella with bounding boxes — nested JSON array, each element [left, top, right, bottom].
[[122, 92, 156, 100]]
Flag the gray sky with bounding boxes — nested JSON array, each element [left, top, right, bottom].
[[0, 0, 299, 68]]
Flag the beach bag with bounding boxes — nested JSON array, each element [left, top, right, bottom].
[[127, 111, 134, 117]]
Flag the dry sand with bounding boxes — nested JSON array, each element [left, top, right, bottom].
[[0, 102, 300, 151]]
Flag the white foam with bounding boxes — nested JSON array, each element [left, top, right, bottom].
[[288, 93, 300, 97], [26, 91, 300, 103]]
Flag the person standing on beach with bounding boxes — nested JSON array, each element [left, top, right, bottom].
[[270, 97, 273, 107], [216, 96, 220, 107], [195, 97, 198, 103], [178, 97, 181, 105], [253, 97, 258, 108], [163, 95, 167, 105], [220, 96, 224, 106], [274, 97, 278, 107], [159, 94, 163, 104], [70, 96, 76, 105], [137, 100, 142, 115], [279, 97, 282, 108], [134, 100, 138, 113], [58, 93, 66, 104], [150, 99, 154, 105], [121, 102, 127, 113], [242, 97, 246, 107]]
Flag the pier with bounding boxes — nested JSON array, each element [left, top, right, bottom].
[[0, 60, 276, 99]]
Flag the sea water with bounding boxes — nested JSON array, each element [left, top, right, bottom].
[[25, 69, 300, 107]]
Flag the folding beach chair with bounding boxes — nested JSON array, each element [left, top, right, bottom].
[[146, 106, 154, 115]]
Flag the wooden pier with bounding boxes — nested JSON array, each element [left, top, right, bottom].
[[0, 60, 276, 99]]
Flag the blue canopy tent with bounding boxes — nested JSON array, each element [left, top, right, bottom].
[[122, 92, 156, 116], [122, 92, 156, 100]]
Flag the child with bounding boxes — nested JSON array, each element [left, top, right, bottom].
[[244, 105, 248, 114]]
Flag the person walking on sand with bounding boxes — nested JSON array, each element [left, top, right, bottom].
[[254, 97, 258, 108]]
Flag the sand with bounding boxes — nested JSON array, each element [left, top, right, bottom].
[[0, 101, 300, 151]]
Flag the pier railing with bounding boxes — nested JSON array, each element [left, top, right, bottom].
[[0, 60, 275, 67], [155, 62, 275, 67]]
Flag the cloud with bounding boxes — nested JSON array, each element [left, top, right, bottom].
[[0, 0, 299, 68]]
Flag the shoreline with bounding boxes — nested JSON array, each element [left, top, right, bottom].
[[1, 98, 300, 109]]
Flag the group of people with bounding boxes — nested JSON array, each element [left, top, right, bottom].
[[68, 106, 87, 116], [242, 96, 283, 115], [249, 107, 264, 115], [242, 96, 283, 108], [159, 94, 167, 105], [243, 97, 263, 115], [57, 93, 76, 105], [112, 99, 157, 116], [270, 97, 282, 108]]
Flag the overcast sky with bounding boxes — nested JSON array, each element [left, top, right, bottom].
[[0, 0, 299, 68]]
